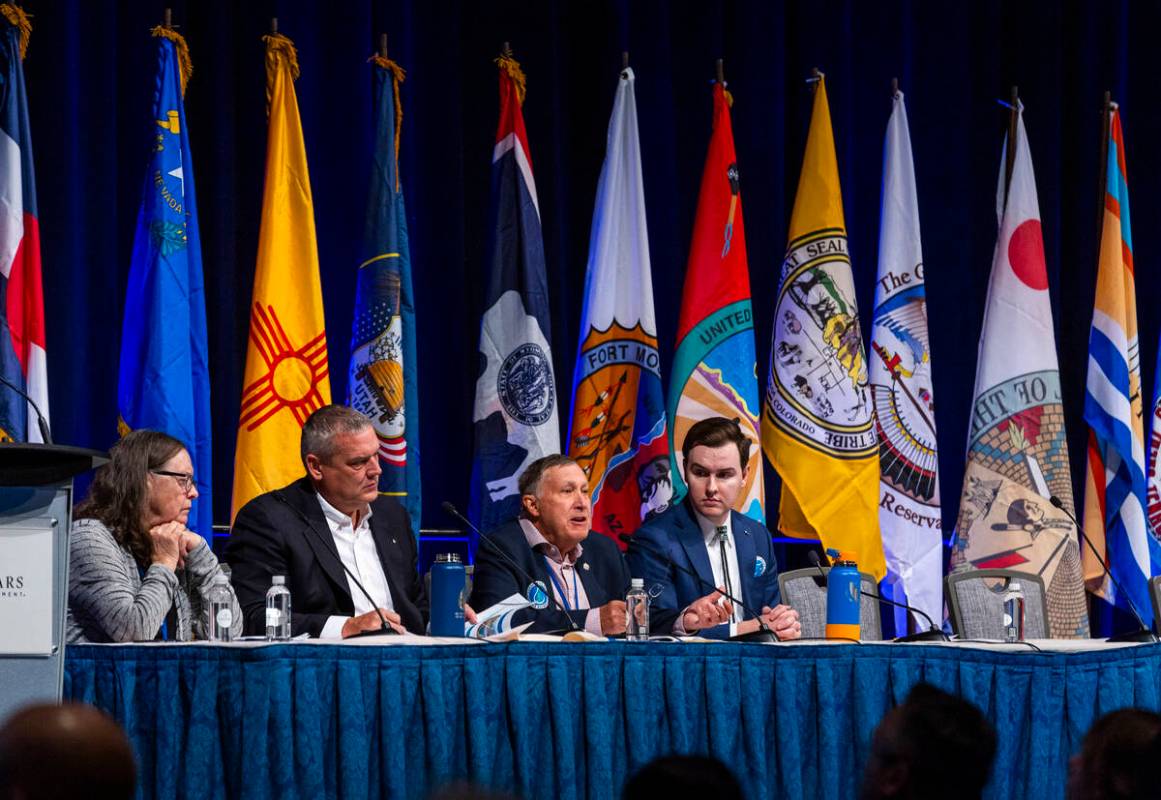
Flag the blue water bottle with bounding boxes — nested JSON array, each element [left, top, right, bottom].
[[430, 553, 466, 637], [825, 548, 861, 640]]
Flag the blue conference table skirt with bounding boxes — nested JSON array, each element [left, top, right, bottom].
[[63, 640, 1161, 800]]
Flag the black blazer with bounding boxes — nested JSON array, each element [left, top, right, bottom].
[[468, 519, 635, 634], [225, 477, 428, 636]]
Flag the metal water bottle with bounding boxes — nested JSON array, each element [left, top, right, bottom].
[[625, 578, 649, 640], [825, 549, 861, 640], [1001, 580, 1025, 642], [430, 553, 466, 637]]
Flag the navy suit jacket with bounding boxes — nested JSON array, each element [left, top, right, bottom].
[[225, 477, 428, 637], [468, 519, 633, 634], [627, 499, 781, 639]]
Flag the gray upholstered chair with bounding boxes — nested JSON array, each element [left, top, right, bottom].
[[1150, 576, 1161, 634], [945, 569, 1048, 639], [777, 567, 883, 640]]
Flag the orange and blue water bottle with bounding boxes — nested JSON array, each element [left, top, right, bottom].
[[825, 548, 861, 640]]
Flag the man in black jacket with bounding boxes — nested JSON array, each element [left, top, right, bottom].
[[226, 405, 427, 637]]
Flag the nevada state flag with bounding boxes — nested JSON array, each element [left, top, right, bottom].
[[469, 52, 560, 540]]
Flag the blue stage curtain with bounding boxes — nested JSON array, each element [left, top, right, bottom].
[[25, 0, 1157, 599], [64, 642, 1161, 800]]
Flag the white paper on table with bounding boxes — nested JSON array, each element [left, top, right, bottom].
[[466, 593, 532, 638]]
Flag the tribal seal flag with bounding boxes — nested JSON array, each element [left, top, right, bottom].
[[469, 50, 560, 541], [568, 67, 669, 543], [667, 78, 763, 522], [951, 103, 1088, 638], [118, 24, 213, 539], [761, 73, 885, 580], [348, 53, 421, 538], [869, 90, 941, 633], [231, 33, 331, 519], [1082, 105, 1161, 625]]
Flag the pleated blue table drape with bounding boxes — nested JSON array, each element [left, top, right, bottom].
[[62, 641, 1161, 800]]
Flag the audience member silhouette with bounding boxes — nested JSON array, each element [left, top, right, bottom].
[[0, 703, 136, 800]]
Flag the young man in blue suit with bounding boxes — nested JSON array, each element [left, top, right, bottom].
[[628, 417, 802, 639]]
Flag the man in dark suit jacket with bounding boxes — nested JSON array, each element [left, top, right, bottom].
[[628, 417, 801, 640], [469, 454, 635, 635], [226, 405, 427, 637]]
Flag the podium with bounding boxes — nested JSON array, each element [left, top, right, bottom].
[[0, 444, 107, 723]]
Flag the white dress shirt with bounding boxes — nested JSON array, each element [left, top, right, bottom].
[[317, 493, 394, 639], [675, 509, 744, 636]]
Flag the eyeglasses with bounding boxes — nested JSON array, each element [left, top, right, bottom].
[[152, 470, 196, 493]]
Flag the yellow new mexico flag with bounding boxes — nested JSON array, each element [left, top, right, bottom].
[[760, 75, 885, 579], [231, 33, 331, 519]]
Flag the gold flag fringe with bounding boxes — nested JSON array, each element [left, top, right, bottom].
[[369, 54, 406, 192], [262, 33, 300, 117], [0, 4, 31, 61], [151, 25, 193, 97], [494, 52, 526, 106]]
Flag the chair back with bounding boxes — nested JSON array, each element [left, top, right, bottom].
[[1150, 576, 1161, 634], [777, 567, 882, 640], [945, 569, 1048, 639]]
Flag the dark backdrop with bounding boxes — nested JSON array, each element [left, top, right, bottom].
[[28, 1, 1152, 581]]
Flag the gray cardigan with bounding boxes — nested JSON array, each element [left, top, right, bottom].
[[66, 517, 243, 643]]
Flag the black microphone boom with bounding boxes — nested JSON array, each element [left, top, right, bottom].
[[272, 491, 396, 636], [619, 532, 776, 641], [807, 550, 948, 642], [1049, 495, 1157, 643], [0, 372, 51, 443], [441, 501, 582, 634]]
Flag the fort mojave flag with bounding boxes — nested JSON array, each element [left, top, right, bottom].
[[348, 53, 421, 538], [951, 103, 1089, 638], [231, 33, 331, 518], [1083, 105, 1161, 625], [567, 67, 669, 543], [0, 5, 47, 443], [869, 90, 941, 631], [469, 51, 560, 538], [118, 25, 213, 538], [761, 74, 885, 580], [668, 78, 763, 522]]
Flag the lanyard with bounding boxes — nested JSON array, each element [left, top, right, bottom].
[[542, 555, 580, 611]]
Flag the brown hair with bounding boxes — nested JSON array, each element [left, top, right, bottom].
[[681, 417, 751, 469], [74, 430, 186, 568], [518, 454, 581, 498]]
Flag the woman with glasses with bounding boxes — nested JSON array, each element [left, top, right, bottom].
[[66, 430, 242, 642]]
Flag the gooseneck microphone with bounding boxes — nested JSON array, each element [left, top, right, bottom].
[[619, 532, 776, 639], [0, 372, 51, 444], [1049, 495, 1157, 643], [273, 491, 396, 636], [807, 551, 948, 642], [441, 501, 582, 634]]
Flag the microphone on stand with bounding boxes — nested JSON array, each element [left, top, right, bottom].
[[441, 502, 582, 634], [272, 491, 396, 636], [1048, 495, 1157, 643], [0, 372, 51, 444], [807, 550, 947, 642], [619, 532, 777, 641]]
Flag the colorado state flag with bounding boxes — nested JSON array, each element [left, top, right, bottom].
[[118, 25, 212, 537]]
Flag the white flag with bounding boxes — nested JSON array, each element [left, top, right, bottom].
[[869, 92, 942, 633], [951, 104, 1088, 638]]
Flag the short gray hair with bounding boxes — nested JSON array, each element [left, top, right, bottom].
[[300, 405, 373, 464], [518, 454, 581, 499]]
